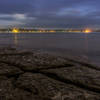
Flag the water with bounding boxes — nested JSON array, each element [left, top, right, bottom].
[[0, 32, 100, 66]]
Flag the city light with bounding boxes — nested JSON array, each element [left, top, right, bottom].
[[0, 28, 96, 33], [12, 28, 19, 33], [84, 29, 92, 33]]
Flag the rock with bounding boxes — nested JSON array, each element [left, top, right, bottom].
[[41, 65, 100, 93], [0, 63, 23, 76], [0, 76, 43, 100], [0, 47, 100, 100], [16, 73, 100, 100], [0, 53, 73, 71]]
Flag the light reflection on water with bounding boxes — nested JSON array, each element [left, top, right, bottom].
[[14, 34, 18, 47], [0, 32, 100, 66], [84, 34, 89, 61]]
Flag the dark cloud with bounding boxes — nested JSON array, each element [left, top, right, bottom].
[[0, 0, 100, 28], [0, 0, 35, 14]]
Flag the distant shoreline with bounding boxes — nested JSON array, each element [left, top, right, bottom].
[[0, 32, 98, 33]]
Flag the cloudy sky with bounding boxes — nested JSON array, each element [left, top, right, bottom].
[[0, 0, 100, 28]]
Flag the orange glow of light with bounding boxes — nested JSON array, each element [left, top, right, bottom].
[[12, 28, 19, 33], [84, 29, 92, 33], [50, 30, 55, 32]]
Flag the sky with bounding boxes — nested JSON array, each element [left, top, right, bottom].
[[0, 0, 100, 28]]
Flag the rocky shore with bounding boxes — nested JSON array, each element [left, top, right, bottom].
[[0, 47, 100, 100]]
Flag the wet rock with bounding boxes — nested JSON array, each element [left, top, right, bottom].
[[16, 73, 100, 100], [0, 63, 23, 76], [0, 76, 42, 100], [0, 48, 100, 100], [41, 65, 100, 93], [0, 53, 73, 71]]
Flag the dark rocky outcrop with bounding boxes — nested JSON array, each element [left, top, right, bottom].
[[0, 48, 100, 100]]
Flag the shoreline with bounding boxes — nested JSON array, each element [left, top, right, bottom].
[[0, 47, 100, 100], [0, 32, 100, 67]]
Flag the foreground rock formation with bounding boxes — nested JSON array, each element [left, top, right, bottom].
[[0, 47, 100, 100]]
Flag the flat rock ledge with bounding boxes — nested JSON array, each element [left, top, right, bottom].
[[0, 47, 100, 100]]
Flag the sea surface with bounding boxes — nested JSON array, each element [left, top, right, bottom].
[[0, 32, 100, 66]]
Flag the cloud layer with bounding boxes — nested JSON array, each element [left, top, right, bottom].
[[0, 0, 100, 28]]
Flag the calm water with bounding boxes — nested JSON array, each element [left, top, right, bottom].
[[0, 32, 100, 66]]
